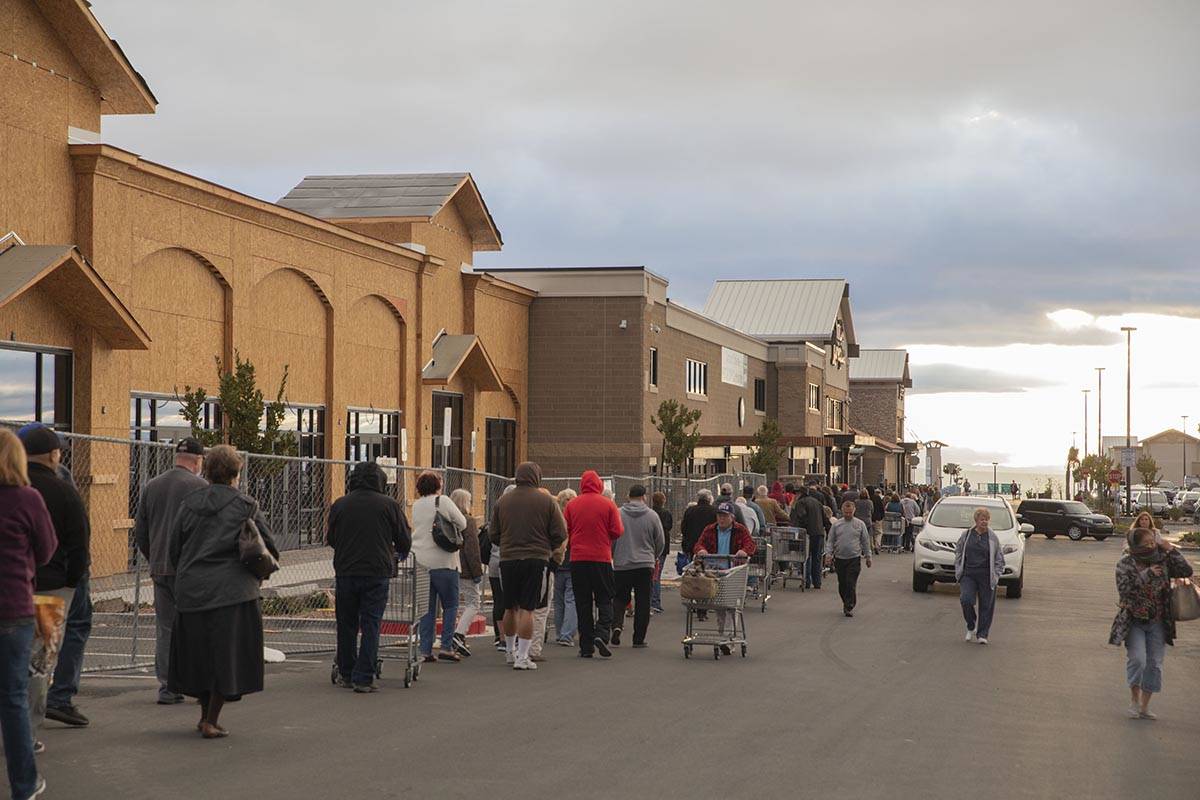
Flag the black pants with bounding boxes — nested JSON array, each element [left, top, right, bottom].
[[334, 576, 390, 685], [834, 557, 862, 612], [489, 576, 504, 639], [612, 567, 653, 645], [571, 561, 615, 655]]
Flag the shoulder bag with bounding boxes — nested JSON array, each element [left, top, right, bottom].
[[1170, 578, 1200, 622], [431, 495, 464, 553], [239, 503, 279, 581]]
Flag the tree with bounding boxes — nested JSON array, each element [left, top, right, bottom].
[[1077, 453, 1114, 491], [1136, 455, 1161, 488], [1065, 446, 1080, 496], [942, 462, 961, 481], [747, 417, 786, 476], [651, 399, 702, 475], [177, 352, 298, 455]]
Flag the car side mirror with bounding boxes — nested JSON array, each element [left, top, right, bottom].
[[1019, 523, 1034, 536]]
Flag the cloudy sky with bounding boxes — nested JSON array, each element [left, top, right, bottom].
[[84, 0, 1200, 469]]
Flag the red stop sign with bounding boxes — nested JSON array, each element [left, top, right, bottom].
[[1108, 469, 1121, 483]]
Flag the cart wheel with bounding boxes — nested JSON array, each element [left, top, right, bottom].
[[375, 658, 383, 679], [683, 646, 691, 659], [412, 661, 421, 681], [403, 666, 412, 688], [713, 646, 721, 661], [760, 599, 767, 613], [741, 644, 748, 658]]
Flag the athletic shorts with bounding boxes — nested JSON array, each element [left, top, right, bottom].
[[500, 559, 549, 612]]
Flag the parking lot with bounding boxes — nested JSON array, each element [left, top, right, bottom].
[[36, 537, 1200, 800]]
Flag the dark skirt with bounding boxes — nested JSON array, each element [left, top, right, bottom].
[[168, 599, 264, 701]]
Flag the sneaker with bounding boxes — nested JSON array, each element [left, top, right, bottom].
[[594, 637, 612, 658], [843, 609, 854, 618], [26, 776, 46, 798], [611, 628, 622, 647], [505, 649, 515, 665], [530, 654, 547, 663], [1139, 709, 1157, 720], [335, 676, 354, 689], [33, 740, 45, 754], [452, 633, 472, 658], [579, 652, 594, 658], [965, 629, 975, 642], [493, 639, 506, 652], [977, 637, 989, 645], [632, 642, 648, 649], [555, 638, 573, 647], [45, 704, 89, 727], [352, 683, 378, 693], [651, 607, 664, 614], [512, 657, 538, 671], [1126, 703, 1141, 719], [157, 692, 185, 705]]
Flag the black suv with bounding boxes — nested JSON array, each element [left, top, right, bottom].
[[1017, 499, 1114, 541]]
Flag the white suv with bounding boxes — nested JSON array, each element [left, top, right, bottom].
[[911, 496, 1031, 598]]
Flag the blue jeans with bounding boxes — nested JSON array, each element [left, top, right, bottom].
[[552, 570, 578, 642], [807, 535, 825, 588], [48, 573, 92, 709], [1126, 620, 1166, 694], [335, 576, 390, 685], [650, 561, 664, 610], [1, 620, 37, 799], [419, 568, 459, 655], [959, 571, 996, 639]]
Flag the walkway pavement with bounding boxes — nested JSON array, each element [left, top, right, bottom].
[[32, 538, 1200, 799]]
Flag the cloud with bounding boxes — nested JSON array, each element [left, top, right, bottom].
[[908, 363, 1057, 394], [938, 447, 1013, 467], [1144, 379, 1199, 390]]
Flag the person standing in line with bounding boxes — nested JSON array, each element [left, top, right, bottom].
[[680, 490, 717, 563], [1109, 526, 1193, 720], [327, 462, 411, 691], [487, 487, 510, 653], [563, 470, 623, 659], [411, 471, 468, 665], [22, 426, 89, 742], [790, 487, 827, 589], [552, 489, 579, 646], [899, 492, 920, 552], [716, 483, 746, 527], [448, 489, 482, 660], [825, 501, 873, 617], [529, 487, 565, 663], [133, 437, 208, 705], [755, 484, 788, 525], [740, 485, 767, 533], [168, 445, 279, 738], [0, 429, 56, 799], [649, 491, 673, 614], [611, 486, 665, 648], [490, 463, 567, 670], [693, 502, 756, 654], [870, 487, 886, 554], [735, 496, 759, 537], [954, 507, 1006, 646]]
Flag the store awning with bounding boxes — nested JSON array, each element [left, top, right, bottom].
[[421, 334, 503, 391], [0, 244, 150, 349]]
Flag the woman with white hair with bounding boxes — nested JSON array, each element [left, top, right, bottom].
[[449, 489, 482, 658], [953, 507, 1006, 645]]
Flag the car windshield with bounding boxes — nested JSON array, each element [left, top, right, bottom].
[[1142, 492, 1167, 503], [1062, 502, 1093, 514], [929, 503, 1015, 530]]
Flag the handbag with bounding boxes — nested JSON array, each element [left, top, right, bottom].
[[679, 561, 719, 601], [239, 505, 279, 581], [431, 495, 463, 553], [1170, 578, 1200, 622]]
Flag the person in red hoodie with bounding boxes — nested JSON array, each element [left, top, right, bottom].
[[563, 471, 623, 658]]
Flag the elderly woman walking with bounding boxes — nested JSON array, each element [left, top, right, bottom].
[[449, 489, 482, 658], [954, 507, 1006, 645], [168, 445, 279, 738], [1109, 526, 1193, 720]]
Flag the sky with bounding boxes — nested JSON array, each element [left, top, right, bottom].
[[63, 1, 1200, 468]]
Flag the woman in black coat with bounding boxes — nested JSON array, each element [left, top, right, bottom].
[[650, 492, 673, 612], [168, 445, 279, 738]]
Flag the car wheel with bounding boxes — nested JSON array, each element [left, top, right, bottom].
[[1044, 533, 1056, 539], [912, 572, 932, 593], [1067, 526, 1085, 542], [1006, 573, 1023, 599], [1091, 535, 1109, 542]]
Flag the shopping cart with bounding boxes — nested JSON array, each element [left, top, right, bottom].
[[767, 525, 808, 591], [747, 535, 772, 612], [681, 555, 749, 660], [881, 512, 904, 553], [329, 554, 428, 688]]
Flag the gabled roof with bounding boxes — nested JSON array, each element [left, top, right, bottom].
[[1142, 428, 1200, 446], [421, 334, 503, 391], [0, 243, 150, 349], [702, 279, 855, 345], [35, 0, 157, 114], [276, 173, 502, 251], [850, 349, 912, 387]]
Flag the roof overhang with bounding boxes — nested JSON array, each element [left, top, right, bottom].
[[421, 334, 503, 391], [35, 0, 157, 114], [445, 175, 503, 252], [0, 243, 150, 349]]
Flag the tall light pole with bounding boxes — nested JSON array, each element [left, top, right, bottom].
[[1095, 367, 1104, 460], [1183, 415, 1189, 486], [1121, 326, 1136, 514], [992, 461, 998, 497], [1082, 389, 1090, 491]]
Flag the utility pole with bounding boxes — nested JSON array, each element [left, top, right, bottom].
[[1183, 415, 1189, 486], [1082, 389, 1090, 492], [1095, 367, 1104, 462], [1121, 327, 1136, 515]]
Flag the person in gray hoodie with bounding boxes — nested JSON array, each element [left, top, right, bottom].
[[611, 485, 665, 648]]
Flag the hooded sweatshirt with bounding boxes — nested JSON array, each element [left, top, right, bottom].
[[564, 470, 623, 563], [614, 501, 665, 571], [328, 462, 412, 578], [489, 462, 567, 562]]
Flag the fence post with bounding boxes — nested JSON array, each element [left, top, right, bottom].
[[130, 552, 143, 669]]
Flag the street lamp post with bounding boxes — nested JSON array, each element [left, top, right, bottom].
[[1183, 415, 1190, 486], [1096, 367, 1104, 461], [1121, 326, 1136, 515], [1082, 389, 1090, 491], [992, 461, 998, 497]]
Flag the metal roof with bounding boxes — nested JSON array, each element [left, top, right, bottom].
[[277, 173, 469, 219], [0, 245, 75, 304], [702, 279, 845, 340], [421, 334, 503, 391], [850, 349, 909, 382]]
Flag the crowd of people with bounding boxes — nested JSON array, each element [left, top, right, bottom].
[[2, 425, 1195, 797]]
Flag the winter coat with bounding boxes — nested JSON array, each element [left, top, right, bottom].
[[953, 528, 1006, 590], [1109, 549, 1194, 647], [135, 465, 208, 578], [695, 522, 757, 557], [412, 494, 468, 571], [0, 486, 56, 620], [327, 462, 411, 578], [490, 462, 568, 563], [854, 499, 874, 528], [755, 496, 788, 525], [563, 470, 623, 563], [614, 502, 666, 571], [29, 462, 90, 591], [680, 500, 717, 556], [790, 494, 825, 540], [653, 506, 673, 561]]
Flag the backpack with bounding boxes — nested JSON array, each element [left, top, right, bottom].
[[430, 496, 463, 553], [478, 523, 493, 564]]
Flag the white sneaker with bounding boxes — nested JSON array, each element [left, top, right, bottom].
[[505, 650, 515, 665], [512, 657, 537, 671], [1126, 703, 1141, 719], [1138, 709, 1157, 720], [977, 637, 989, 645], [964, 629, 975, 642]]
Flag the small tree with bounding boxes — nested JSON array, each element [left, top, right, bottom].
[[747, 417, 786, 476], [1136, 455, 1161, 488], [942, 462, 961, 481], [177, 352, 297, 455], [1065, 446, 1080, 496], [1077, 453, 1114, 492], [651, 399, 702, 475]]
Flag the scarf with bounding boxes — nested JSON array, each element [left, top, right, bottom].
[[1127, 529, 1164, 565]]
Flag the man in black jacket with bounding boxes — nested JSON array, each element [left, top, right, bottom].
[[790, 486, 828, 589], [23, 425, 91, 733], [327, 462, 411, 692], [680, 490, 718, 557]]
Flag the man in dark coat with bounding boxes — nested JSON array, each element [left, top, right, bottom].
[[790, 487, 828, 590], [680, 490, 718, 559]]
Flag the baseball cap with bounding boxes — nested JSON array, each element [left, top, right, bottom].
[[175, 437, 205, 456], [21, 425, 63, 456], [716, 500, 736, 515]]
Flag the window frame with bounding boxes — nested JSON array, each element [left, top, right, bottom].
[[753, 378, 766, 413], [0, 343, 73, 431], [686, 358, 708, 396], [485, 417, 517, 478], [808, 383, 821, 412], [648, 347, 659, 389]]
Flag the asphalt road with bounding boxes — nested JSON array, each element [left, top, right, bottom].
[[32, 537, 1200, 800]]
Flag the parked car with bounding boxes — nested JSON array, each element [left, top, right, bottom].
[[1122, 489, 1170, 516], [911, 496, 1030, 598], [1016, 499, 1114, 541], [1174, 490, 1200, 514]]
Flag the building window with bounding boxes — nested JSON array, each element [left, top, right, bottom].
[[282, 406, 326, 458], [808, 383, 820, 412], [485, 418, 517, 477], [648, 347, 658, 389], [431, 392, 464, 468], [753, 378, 766, 413], [825, 398, 845, 432], [345, 409, 401, 462], [686, 359, 708, 396], [131, 393, 219, 442], [0, 344, 72, 430]]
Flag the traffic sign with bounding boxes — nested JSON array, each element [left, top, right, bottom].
[[1117, 447, 1138, 469], [1108, 469, 1121, 484]]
